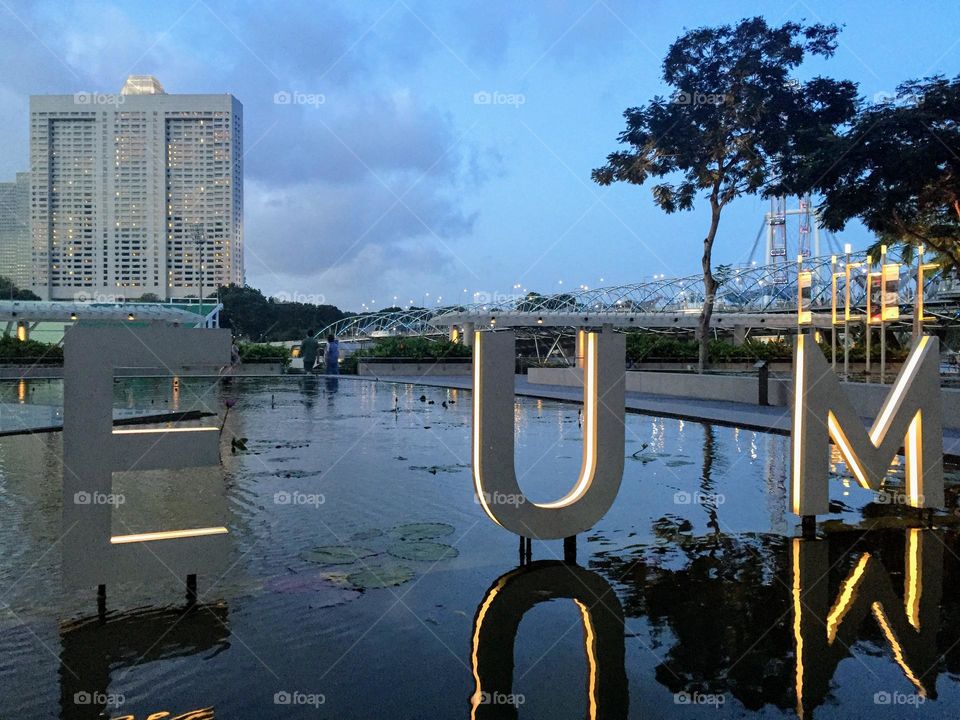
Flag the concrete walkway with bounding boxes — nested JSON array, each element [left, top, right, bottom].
[[377, 374, 960, 458]]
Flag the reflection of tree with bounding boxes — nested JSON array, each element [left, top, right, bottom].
[[589, 529, 960, 715]]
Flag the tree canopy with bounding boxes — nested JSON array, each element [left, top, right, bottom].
[[217, 284, 347, 341], [593, 17, 857, 370]]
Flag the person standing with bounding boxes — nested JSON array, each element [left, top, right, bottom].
[[323, 334, 340, 375], [300, 331, 319, 373]]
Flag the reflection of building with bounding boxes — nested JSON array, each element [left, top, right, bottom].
[[0, 172, 31, 289], [59, 603, 226, 720], [471, 561, 628, 719], [29, 76, 243, 301]]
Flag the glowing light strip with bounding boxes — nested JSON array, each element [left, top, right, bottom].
[[906, 414, 922, 507], [470, 573, 511, 718], [828, 414, 871, 490], [792, 540, 805, 719], [539, 332, 596, 509], [471, 332, 501, 528], [110, 527, 228, 544], [792, 335, 805, 514], [575, 599, 599, 720], [826, 553, 871, 643], [871, 602, 926, 696], [113, 427, 218, 435], [870, 336, 929, 445], [906, 528, 921, 630]]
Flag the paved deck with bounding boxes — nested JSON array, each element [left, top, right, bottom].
[[378, 374, 960, 458]]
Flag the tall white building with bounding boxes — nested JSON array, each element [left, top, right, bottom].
[[29, 76, 243, 301], [0, 172, 31, 290]]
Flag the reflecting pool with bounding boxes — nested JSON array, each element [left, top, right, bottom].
[[0, 376, 959, 718]]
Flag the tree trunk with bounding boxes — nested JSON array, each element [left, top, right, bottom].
[[697, 200, 722, 373]]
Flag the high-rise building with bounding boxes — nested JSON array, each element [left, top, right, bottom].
[[0, 172, 31, 290], [29, 76, 243, 301]]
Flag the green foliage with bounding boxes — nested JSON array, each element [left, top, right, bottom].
[[353, 336, 471, 361], [237, 342, 290, 364], [0, 276, 40, 301], [0, 335, 62, 362], [593, 17, 856, 370], [218, 284, 347, 341], [780, 75, 960, 276]]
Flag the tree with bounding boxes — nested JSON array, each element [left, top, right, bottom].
[[779, 76, 960, 275], [0, 276, 40, 301], [593, 18, 857, 371], [217, 284, 347, 341]]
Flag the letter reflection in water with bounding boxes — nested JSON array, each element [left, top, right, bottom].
[[472, 330, 625, 539], [470, 561, 628, 719], [791, 530, 943, 719]]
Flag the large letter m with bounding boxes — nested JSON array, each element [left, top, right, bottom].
[[790, 334, 943, 516]]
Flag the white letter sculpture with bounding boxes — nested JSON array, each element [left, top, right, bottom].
[[62, 324, 231, 590], [472, 329, 625, 539], [790, 333, 944, 516]]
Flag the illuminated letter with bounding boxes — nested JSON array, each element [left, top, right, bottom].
[[792, 531, 942, 717], [471, 561, 627, 719], [62, 325, 231, 589], [473, 329, 625, 539], [790, 334, 943, 516]]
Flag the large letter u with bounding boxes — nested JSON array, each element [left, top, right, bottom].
[[472, 329, 625, 539]]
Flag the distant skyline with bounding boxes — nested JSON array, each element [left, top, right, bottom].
[[1, 0, 958, 310]]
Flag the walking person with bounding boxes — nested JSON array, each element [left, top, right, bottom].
[[323, 334, 340, 375]]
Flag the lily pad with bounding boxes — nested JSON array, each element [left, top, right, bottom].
[[300, 545, 378, 565], [389, 522, 455, 541], [347, 564, 415, 589], [664, 460, 695, 468], [630, 453, 659, 464], [350, 528, 384, 541], [387, 540, 459, 562]]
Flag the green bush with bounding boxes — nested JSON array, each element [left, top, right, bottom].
[[238, 342, 290, 365], [352, 336, 471, 361], [0, 335, 63, 363]]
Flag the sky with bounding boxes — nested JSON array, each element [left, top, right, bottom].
[[0, 0, 958, 312]]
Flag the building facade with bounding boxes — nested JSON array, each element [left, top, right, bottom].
[[0, 172, 31, 290], [29, 76, 243, 301]]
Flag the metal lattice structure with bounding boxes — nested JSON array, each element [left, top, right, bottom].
[[319, 252, 960, 341]]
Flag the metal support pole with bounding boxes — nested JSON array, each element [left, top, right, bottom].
[[843, 247, 852, 380], [563, 535, 577, 563], [880, 245, 887, 384], [831, 256, 837, 372]]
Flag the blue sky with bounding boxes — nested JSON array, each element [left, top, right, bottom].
[[1, 0, 958, 311]]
